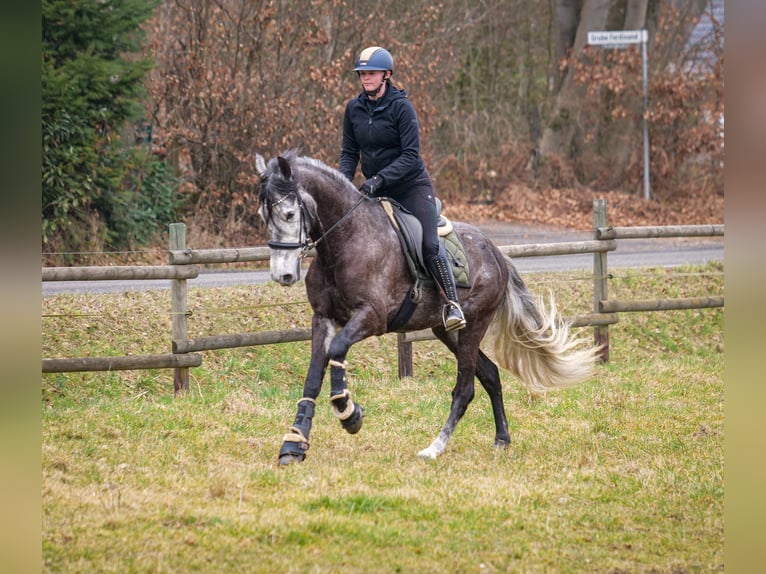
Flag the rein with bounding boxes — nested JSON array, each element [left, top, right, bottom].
[[267, 189, 369, 257], [307, 195, 368, 253]]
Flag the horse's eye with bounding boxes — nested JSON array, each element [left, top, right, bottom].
[[285, 210, 296, 222]]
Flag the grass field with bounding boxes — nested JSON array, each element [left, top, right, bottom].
[[42, 263, 723, 573]]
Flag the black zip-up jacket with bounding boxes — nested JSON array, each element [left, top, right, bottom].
[[339, 84, 428, 193]]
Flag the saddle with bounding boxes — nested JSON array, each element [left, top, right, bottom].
[[380, 198, 470, 288], [380, 198, 471, 331]]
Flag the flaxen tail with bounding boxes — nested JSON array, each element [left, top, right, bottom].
[[482, 255, 600, 393]]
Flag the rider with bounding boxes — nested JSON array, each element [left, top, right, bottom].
[[339, 46, 466, 332]]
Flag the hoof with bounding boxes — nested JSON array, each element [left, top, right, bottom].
[[278, 440, 307, 465], [340, 403, 364, 434], [278, 452, 305, 466], [417, 446, 439, 460], [493, 438, 511, 449]]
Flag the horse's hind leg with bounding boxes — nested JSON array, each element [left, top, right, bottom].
[[428, 330, 511, 452], [417, 328, 481, 460], [475, 350, 511, 448]]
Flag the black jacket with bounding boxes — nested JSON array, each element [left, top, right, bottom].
[[339, 84, 428, 192]]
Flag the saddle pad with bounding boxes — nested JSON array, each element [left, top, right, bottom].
[[380, 199, 470, 288]]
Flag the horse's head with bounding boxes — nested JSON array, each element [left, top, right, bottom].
[[256, 153, 318, 286]]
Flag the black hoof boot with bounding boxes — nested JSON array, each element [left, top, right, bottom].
[[278, 439, 308, 466], [277, 399, 315, 466], [340, 403, 364, 434]]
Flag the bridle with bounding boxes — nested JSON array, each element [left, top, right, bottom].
[[264, 181, 369, 257], [264, 189, 313, 255]]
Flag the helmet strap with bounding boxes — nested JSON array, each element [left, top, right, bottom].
[[360, 72, 390, 98], [364, 81, 385, 97]]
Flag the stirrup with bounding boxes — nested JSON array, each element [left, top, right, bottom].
[[443, 302, 466, 332]]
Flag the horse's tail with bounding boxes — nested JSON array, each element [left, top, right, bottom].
[[482, 255, 600, 394]]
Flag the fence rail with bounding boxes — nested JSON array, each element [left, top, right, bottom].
[[41, 200, 724, 390], [600, 296, 724, 313], [499, 239, 616, 258], [42, 353, 202, 373], [595, 224, 724, 240], [42, 265, 199, 281], [169, 246, 272, 265]]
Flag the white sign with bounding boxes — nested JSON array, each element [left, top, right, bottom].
[[587, 30, 647, 46]]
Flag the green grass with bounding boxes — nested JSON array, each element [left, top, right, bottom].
[[42, 262, 723, 573]]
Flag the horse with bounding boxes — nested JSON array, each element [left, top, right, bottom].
[[255, 150, 600, 465]]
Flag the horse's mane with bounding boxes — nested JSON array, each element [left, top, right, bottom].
[[259, 149, 359, 224], [278, 149, 358, 195]]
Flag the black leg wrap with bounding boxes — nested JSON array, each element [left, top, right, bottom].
[[330, 390, 364, 435], [340, 403, 364, 434], [278, 399, 315, 466]]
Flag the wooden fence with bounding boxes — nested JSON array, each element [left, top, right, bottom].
[[42, 199, 724, 392]]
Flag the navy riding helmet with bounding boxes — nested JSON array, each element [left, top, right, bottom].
[[353, 47, 394, 74]]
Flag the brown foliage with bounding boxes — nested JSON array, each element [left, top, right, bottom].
[[563, 2, 724, 198], [441, 184, 723, 231], [141, 0, 723, 248], [143, 0, 453, 246]]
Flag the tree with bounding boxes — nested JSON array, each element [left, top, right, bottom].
[[42, 0, 163, 258], [430, 0, 555, 199], [539, 0, 717, 194], [136, 0, 722, 248], [143, 0, 453, 244]]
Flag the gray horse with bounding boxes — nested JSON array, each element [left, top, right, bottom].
[[256, 150, 600, 465]]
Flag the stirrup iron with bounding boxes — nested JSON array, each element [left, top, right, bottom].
[[443, 301, 466, 332]]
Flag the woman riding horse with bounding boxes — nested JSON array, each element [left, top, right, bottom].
[[257, 151, 601, 465], [339, 46, 466, 332]]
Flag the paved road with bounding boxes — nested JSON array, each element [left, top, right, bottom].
[[42, 222, 724, 296]]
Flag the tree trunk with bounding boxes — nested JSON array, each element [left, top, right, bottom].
[[552, 0, 583, 93], [600, 0, 649, 185], [540, 0, 611, 170]]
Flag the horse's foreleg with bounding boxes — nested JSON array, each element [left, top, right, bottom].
[[328, 360, 364, 434], [278, 317, 334, 466], [278, 397, 316, 464], [326, 311, 379, 435]]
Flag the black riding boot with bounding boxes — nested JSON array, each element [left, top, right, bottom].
[[427, 249, 467, 332]]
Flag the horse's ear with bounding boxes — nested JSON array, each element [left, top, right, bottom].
[[255, 153, 268, 179], [277, 156, 292, 180]]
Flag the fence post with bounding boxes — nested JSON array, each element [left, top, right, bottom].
[[169, 223, 190, 393], [593, 199, 610, 363], [397, 333, 413, 378]]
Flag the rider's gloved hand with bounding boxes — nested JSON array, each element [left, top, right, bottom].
[[359, 175, 382, 196]]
